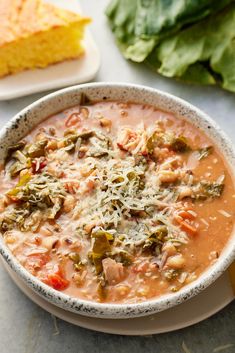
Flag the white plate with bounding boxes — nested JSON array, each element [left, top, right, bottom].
[[0, 0, 100, 101], [2, 259, 234, 336]]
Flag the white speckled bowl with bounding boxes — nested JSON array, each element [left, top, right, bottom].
[[0, 83, 235, 319]]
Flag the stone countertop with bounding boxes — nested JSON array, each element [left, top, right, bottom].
[[0, 1, 234, 352]]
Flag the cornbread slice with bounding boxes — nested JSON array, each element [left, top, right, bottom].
[[0, 0, 91, 77]]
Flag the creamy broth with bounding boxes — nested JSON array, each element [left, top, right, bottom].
[[1, 101, 234, 303]]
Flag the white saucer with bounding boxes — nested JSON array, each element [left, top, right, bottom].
[[0, 0, 100, 101], [2, 259, 234, 335]]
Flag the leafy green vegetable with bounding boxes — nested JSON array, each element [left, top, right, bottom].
[[88, 132, 112, 157], [5, 141, 26, 162], [106, 0, 235, 92], [171, 136, 189, 153], [179, 63, 216, 85], [69, 252, 84, 271], [7, 172, 31, 197], [106, 0, 233, 61], [90, 230, 112, 274], [27, 140, 47, 158], [9, 160, 29, 177], [113, 250, 133, 266], [146, 131, 190, 154], [77, 131, 94, 139], [134, 0, 232, 38], [149, 226, 168, 242], [193, 181, 224, 200], [203, 182, 225, 198], [106, 0, 138, 56], [0, 207, 42, 232], [8, 173, 66, 208], [146, 131, 162, 154], [8, 150, 32, 177], [144, 225, 168, 251], [2, 173, 67, 232], [0, 208, 30, 232], [61, 130, 94, 153], [68, 252, 81, 263], [147, 4, 235, 92], [197, 146, 213, 160], [22, 210, 42, 232], [163, 269, 179, 281], [63, 134, 79, 152]]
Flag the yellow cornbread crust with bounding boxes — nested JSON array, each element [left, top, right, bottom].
[[0, 0, 91, 77]]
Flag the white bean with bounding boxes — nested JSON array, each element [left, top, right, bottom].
[[41, 236, 59, 250], [178, 186, 193, 200], [166, 254, 185, 269], [158, 170, 178, 183], [63, 195, 76, 213], [162, 242, 177, 256]]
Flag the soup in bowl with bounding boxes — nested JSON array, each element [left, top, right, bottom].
[[0, 83, 234, 318]]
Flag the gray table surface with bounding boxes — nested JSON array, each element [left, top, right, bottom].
[[0, 1, 235, 352]]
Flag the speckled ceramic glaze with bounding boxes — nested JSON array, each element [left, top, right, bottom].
[[0, 83, 235, 319]]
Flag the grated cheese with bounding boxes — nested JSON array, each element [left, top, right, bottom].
[[187, 210, 197, 218], [218, 210, 231, 218], [201, 218, 209, 227], [74, 154, 188, 247]]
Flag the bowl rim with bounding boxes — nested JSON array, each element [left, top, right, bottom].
[[0, 82, 235, 319]]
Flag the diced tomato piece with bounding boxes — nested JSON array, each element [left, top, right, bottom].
[[25, 254, 49, 272], [43, 264, 70, 291], [46, 273, 70, 291], [64, 181, 80, 194], [141, 150, 148, 157], [117, 142, 127, 151], [32, 159, 47, 173], [86, 179, 95, 192]]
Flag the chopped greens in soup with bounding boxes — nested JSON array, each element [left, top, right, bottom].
[[0, 101, 234, 303]]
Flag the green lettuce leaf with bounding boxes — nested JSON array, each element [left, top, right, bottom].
[[106, 0, 233, 62], [106, 0, 235, 92], [106, 0, 138, 54], [180, 64, 216, 85], [147, 4, 235, 92], [134, 0, 232, 37]]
